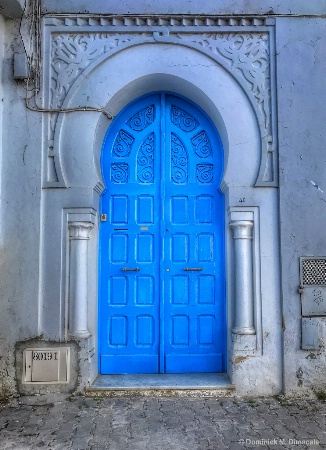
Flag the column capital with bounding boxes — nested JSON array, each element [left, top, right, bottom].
[[68, 221, 94, 240], [230, 220, 253, 240]]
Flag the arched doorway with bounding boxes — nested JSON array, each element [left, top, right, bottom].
[[99, 92, 226, 374]]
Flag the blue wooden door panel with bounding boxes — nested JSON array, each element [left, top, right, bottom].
[[99, 92, 225, 374], [163, 94, 225, 373], [99, 94, 161, 374]]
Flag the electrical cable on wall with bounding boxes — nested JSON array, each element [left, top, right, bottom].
[[19, 0, 113, 120]]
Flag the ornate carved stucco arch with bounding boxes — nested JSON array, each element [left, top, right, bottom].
[[50, 44, 261, 192], [42, 18, 276, 190]]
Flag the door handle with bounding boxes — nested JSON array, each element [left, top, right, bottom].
[[183, 268, 203, 271], [121, 267, 140, 272]]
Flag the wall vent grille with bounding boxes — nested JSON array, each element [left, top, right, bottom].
[[301, 258, 326, 286]]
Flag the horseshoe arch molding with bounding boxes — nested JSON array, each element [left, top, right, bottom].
[[44, 19, 277, 190]]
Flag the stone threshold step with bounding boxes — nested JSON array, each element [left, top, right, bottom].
[[85, 373, 235, 398]]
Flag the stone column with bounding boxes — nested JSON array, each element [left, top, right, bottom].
[[68, 221, 94, 339], [230, 219, 255, 335]]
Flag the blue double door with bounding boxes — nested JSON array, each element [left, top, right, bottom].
[[99, 93, 225, 374]]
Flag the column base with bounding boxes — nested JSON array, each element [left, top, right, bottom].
[[68, 330, 91, 340], [232, 326, 256, 335]]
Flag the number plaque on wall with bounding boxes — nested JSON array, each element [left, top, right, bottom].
[[23, 347, 70, 384]]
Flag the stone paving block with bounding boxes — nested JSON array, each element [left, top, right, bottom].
[[226, 442, 247, 450], [94, 434, 128, 449], [300, 420, 324, 437], [315, 431, 326, 444], [45, 441, 72, 450], [249, 417, 268, 429], [5, 419, 25, 432], [219, 428, 241, 444], [37, 419, 61, 432], [208, 436, 230, 450], [23, 417, 44, 429], [216, 419, 236, 430], [0, 416, 9, 429], [4, 444, 33, 450], [71, 436, 92, 450]]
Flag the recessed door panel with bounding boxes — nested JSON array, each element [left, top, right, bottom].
[[171, 196, 189, 224], [136, 315, 155, 346], [109, 277, 128, 305], [136, 276, 154, 305], [171, 234, 189, 262], [110, 316, 128, 346], [111, 234, 128, 263], [171, 275, 189, 305], [111, 195, 129, 224], [137, 195, 154, 224], [99, 92, 225, 374]]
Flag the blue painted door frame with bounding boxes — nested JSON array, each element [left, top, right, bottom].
[[99, 92, 226, 374]]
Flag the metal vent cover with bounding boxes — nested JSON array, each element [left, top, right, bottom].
[[300, 257, 326, 286]]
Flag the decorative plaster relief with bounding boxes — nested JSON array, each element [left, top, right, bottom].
[[44, 16, 276, 187], [178, 33, 271, 133], [50, 31, 270, 125], [46, 16, 269, 28], [51, 33, 137, 109]]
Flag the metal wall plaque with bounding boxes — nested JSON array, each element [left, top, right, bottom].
[[301, 318, 320, 350], [300, 257, 326, 316], [23, 347, 70, 384]]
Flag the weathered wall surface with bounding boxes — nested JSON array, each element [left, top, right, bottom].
[[0, 17, 42, 397], [42, 0, 326, 16], [0, 13, 5, 399], [0, 0, 24, 19], [276, 17, 326, 395]]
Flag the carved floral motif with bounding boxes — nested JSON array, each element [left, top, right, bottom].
[[127, 105, 155, 131], [51, 33, 134, 108], [191, 130, 212, 158], [137, 133, 155, 183], [113, 129, 134, 157], [180, 32, 271, 131], [171, 133, 188, 184], [171, 105, 199, 132]]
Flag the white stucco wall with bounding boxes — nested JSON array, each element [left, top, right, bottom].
[[0, 16, 42, 397], [0, 1, 325, 398], [42, 0, 326, 16], [0, 13, 5, 399], [277, 17, 326, 395]]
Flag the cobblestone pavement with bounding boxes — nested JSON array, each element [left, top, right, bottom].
[[0, 394, 325, 450]]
